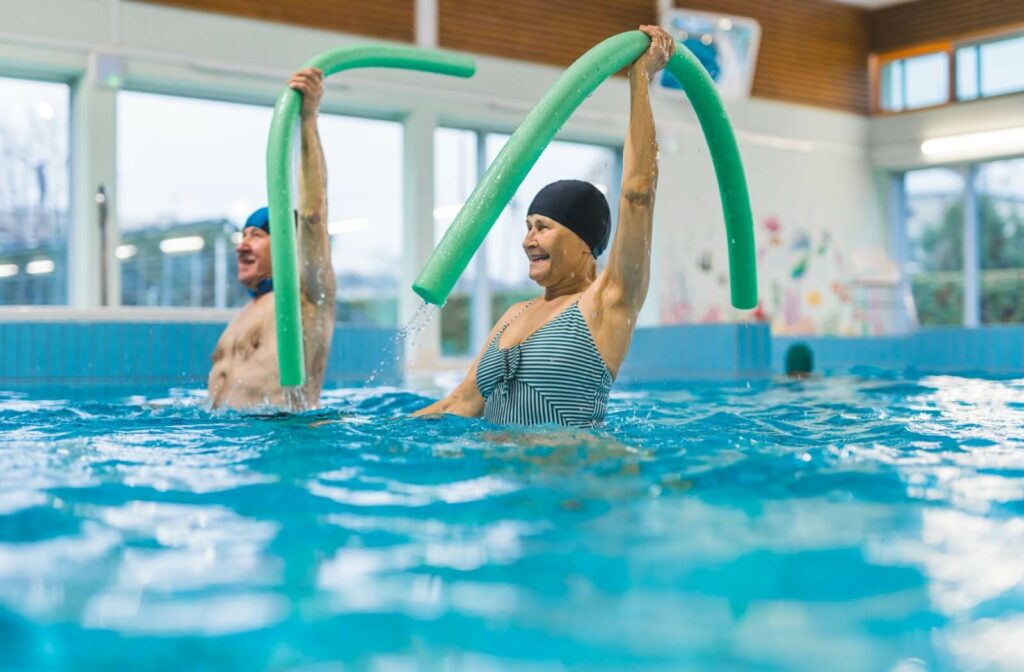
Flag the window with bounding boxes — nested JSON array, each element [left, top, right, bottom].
[[977, 158, 1024, 324], [955, 46, 979, 101], [321, 115, 403, 326], [433, 128, 620, 356], [900, 159, 1024, 327], [957, 35, 1024, 101], [118, 92, 402, 322], [877, 30, 1024, 113], [903, 168, 965, 326], [880, 52, 949, 112], [0, 77, 69, 305]]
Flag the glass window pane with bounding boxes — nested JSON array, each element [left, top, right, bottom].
[[904, 52, 950, 110], [321, 115, 403, 326], [980, 35, 1024, 98], [0, 77, 70, 305], [955, 46, 979, 100], [483, 134, 620, 317], [118, 92, 402, 322], [904, 168, 965, 326], [880, 60, 904, 111], [118, 92, 261, 309], [976, 158, 1024, 324], [433, 127, 478, 356]]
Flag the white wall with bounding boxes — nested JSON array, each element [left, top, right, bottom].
[[870, 93, 1024, 170], [0, 0, 889, 345], [651, 95, 885, 334]]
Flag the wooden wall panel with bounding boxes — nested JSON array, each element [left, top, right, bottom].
[[135, 0, 415, 43], [870, 0, 1024, 52], [438, 0, 657, 71], [676, 0, 870, 114], [139, 0, 891, 115]]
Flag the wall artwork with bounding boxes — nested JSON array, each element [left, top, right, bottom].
[[662, 214, 878, 335]]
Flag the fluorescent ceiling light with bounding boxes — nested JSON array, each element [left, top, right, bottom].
[[160, 236, 205, 254], [116, 244, 137, 260], [921, 127, 1024, 157], [433, 203, 464, 220], [26, 259, 55, 275], [327, 218, 369, 235], [0, 264, 18, 278]]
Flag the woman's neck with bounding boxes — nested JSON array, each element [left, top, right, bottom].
[[543, 269, 594, 301]]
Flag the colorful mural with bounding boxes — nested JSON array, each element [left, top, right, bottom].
[[660, 213, 903, 336]]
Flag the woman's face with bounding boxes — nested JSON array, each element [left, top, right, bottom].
[[523, 214, 592, 287]]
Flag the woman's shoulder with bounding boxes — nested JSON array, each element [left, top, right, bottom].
[[497, 299, 534, 320], [487, 299, 537, 337]]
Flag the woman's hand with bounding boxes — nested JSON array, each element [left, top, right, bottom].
[[630, 25, 675, 81]]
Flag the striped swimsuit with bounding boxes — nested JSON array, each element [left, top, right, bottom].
[[476, 300, 613, 427]]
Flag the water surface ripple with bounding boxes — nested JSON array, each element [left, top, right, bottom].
[[1, 374, 1023, 671]]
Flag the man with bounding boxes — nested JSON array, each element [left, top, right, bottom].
[[208, 67, 336, 411]]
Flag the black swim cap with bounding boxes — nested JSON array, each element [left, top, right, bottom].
[[527, 180, 611, 257]]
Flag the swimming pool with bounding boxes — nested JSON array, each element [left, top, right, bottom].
[[1, 374, 1023, 670]]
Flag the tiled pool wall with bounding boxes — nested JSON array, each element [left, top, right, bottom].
[[2, 317, 1021, 387], [0, 317, 402, 387], [617, 323, 772, 383], [774, 326, 1024, 377]]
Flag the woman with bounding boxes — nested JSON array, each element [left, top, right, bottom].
[[415, 25, 675, 427]]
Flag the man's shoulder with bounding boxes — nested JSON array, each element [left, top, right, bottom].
[[223, 297, 273, 332]]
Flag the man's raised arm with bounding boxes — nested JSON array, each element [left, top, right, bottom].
[[290, 67, 335, 305]]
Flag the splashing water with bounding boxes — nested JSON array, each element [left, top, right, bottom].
[[283, 385, 307, 412], [365, 302, 441, 386]]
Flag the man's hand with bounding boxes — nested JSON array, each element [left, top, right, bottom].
[[631, 25, 675, 81], [289, 67, 324, 120]]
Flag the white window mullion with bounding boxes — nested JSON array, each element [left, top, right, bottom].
[[69, 57, 119, 308], [890, 172, 917, 331], [962, 163, 981, 327], [470, 130, 491, 354], [401, 109, 442, 370]]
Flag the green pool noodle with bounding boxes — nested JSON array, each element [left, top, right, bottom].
[[412, 30, 757, 310], [267, 46, 476, 387]]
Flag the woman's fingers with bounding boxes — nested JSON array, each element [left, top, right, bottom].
[[636, 25, 674, 69]]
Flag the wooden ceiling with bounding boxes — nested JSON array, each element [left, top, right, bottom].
[[138, 0, 416, 42], [870, 0, 1024, 51]]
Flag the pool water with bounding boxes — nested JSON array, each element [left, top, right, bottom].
[[1, 374, 1023, 671]]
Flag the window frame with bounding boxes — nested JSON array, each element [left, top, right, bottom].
[[871, 24, 1024, 115], [896, 153, 1024, 327]]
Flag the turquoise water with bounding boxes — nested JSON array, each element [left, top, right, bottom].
[[1, 374, 1023, 671]]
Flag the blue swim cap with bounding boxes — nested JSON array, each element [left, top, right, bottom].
[[244, 206, 271, 234]]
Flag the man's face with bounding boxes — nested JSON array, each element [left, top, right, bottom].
[[236, 227, 272, 289]]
